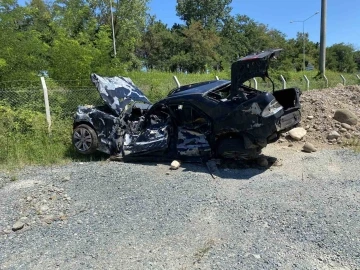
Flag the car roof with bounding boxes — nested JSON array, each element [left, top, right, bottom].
[[167, 79, 230, 98]]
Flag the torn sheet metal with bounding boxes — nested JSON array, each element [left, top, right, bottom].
[[91, 74, 151, 116], [177, 128, 211, 157]]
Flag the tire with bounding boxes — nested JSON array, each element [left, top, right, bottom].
[[216, 136, 261, 160], [72, 124, 98, 154]]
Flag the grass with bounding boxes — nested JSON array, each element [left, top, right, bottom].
[[0, 69, 359, 170], [344, 138, 360, 152]]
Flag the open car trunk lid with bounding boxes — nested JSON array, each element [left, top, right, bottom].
[[230, 49, 282, 96], [91, 73, 152, 116]]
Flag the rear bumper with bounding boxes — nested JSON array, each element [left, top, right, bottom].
[[276, 109, 301, 132]]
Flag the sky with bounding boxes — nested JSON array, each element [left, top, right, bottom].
[[16, 0, 359, 48], [148, 0, 360, 48]]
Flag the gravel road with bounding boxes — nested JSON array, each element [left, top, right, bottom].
[[0, 144, 359, 270]]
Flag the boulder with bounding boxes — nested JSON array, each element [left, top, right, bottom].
[[334, 109, 358, 125], [170, 160, 181, 170], [303, 142, 317, 153], [327, 131, 340, 140], [12, 221, 24, 231], [341, 123, 355, 131], [289, 127, 307, 141]]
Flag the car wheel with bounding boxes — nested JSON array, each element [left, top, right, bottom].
[[216, 137, 261, 160], [72, 124, 98, 154]]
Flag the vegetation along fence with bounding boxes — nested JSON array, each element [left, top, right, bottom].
[[0, 72, 359, 167]]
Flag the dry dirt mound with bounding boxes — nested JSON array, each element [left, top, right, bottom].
[[279, 84, 360, 150]]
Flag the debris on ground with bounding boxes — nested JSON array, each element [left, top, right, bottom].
[[289, 127, 307, 141], [206, 160, 220, 179], [302, 142, 317, 153], [278, 85, 360, 150], [170, 160, 181, 170], [12, 221, 24, 231]]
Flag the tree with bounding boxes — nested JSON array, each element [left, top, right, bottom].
[[140, 17, 175, 70], [0, 1, 49, 80], [176, 0, 232, 30], [170, 21, 220, 73], [353, 50, 360, 71], [327, 43, 357, 73]]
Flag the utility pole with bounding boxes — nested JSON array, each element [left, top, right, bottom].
[[110, 0, 116, 57], [319, 0, 327, 74], [290, 12, 319, 71]]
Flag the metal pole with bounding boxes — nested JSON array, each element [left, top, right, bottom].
[[173, 76, 181, 88], [110, 0, 116, 57], [319, 0, 327, 74], [340, 75, 346, 86], [290, 12, 319, 72], [280, 75, 286, 89], [40, 77, 52, 133], [303, 22, 306, 71], [323, 74, 328, 88], [252, 78, 258, 90], [303, 75, 310, 90]]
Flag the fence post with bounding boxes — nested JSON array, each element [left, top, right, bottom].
[[252, 78, 258, 89], [323, 74, 328, 88], [280, 75, 286, 89], [340, 74, 346, 86], [173, 75, 181, 88], [40, 77, 51, 133], [303, 75, 310, 90], [215, 76, 219, 80]]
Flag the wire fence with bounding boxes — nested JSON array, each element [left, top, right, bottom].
[[0, 73, 359, 165], [1, 74, 359, 120]]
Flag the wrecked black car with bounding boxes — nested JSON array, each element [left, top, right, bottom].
[[72, 49, 301, 161]]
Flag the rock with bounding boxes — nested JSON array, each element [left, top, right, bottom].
[[12, 221, 24, 231], [341, 123, 353, 130], [289, 127, 307, 141], [327, 131, 340, 140], [257, 156, 268, 167], [307, 115, 314, 120], [40, 205, 49, 213], [303, 142, 317, 153], [334, 109, 358, 125], [288, 144, 294, 147], [272, 159, 283, 167], [339, 128, 347, 133], [19, 217, 28, 222], [170, 160, 181, 170], [345, 134, 352, 139], [42, 215, 55, 224], [278, 138, 285, 143], [62, 175, 71, 182], [26, 196, 32, 202]]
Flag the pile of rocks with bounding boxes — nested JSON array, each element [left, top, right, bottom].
[[3, 181, 71, 234], [278, 85, 360, 151]]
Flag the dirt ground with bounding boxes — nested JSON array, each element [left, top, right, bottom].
[[278, 84, 360, 151]]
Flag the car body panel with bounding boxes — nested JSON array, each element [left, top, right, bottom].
[[90, 73, 151, 116]]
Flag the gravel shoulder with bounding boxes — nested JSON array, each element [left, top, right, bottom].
[[0, 144, 360, 270]]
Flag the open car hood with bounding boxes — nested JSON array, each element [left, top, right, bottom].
[[230, 49, 282, 94], [91, 73, 151, 116]]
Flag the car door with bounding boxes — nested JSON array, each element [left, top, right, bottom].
[[169, 103, 212, 157]]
